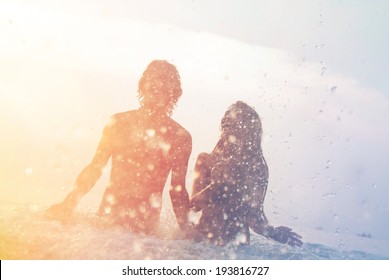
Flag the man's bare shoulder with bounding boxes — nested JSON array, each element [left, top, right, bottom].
[[166, 118, 191, 139], [111, 110, 139, 120], [166, 119, 192, 162], [107, 110, 139, 126]]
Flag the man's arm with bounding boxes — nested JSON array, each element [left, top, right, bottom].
[[169, 130, 192, 230], [46, 121, 113, 220]]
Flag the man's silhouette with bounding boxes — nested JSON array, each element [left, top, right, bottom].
[[47, 60, 193, 236]]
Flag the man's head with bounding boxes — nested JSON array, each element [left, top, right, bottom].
[[138, 60, 182, 116]]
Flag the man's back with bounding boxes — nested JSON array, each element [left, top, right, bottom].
[[97, 109, 191, 232]]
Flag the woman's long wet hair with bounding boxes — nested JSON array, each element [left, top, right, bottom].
[[213, 101, 263, 158], [213, 101, 268, 209]]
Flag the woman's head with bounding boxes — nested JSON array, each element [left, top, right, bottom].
[[215, 101, 263, 158], [214, 101, 268, 207], [138, 60, 182, 116]]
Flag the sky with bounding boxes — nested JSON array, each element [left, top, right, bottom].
[[1, 0, 389, 243]]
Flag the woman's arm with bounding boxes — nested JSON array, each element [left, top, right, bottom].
[[190, 153, 214, 211], [191, 181, 220, 211], [192, 153, 214, 195], [249, 207, 303, 247]]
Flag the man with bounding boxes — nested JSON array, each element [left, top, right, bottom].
[[47, 60, 194, 236]]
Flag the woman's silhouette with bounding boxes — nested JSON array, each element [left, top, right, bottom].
[[191, 101, 302, 246]]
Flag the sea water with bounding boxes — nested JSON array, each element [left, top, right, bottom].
[[1, 202, 388, 260]]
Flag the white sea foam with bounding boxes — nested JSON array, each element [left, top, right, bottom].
[[0, 202, 387, 260]]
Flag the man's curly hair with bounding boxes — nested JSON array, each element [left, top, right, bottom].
[[138, 60, 182, 116]]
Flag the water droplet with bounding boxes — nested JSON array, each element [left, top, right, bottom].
[[187, 210, 199, 224], [104, 207, 111, 214], [30, 203, 39, 212], [25, 167, 33, 176], [133, 241, 143, 253], [228, 135, 237, 144], [147, 163, 155, 171], [149, 195, 161, 209], [106, 194, 116, 205], [235, 232, 247, 244], [138, 205, 146, 213], [158, 141, 171, 154], [322, 192, 336, 198], [116, 154, 124, 161], [146, 129, 155, 138], [128, 209, 136, 218]]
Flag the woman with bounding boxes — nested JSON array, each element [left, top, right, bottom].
[[191, 101, 302, 246]]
